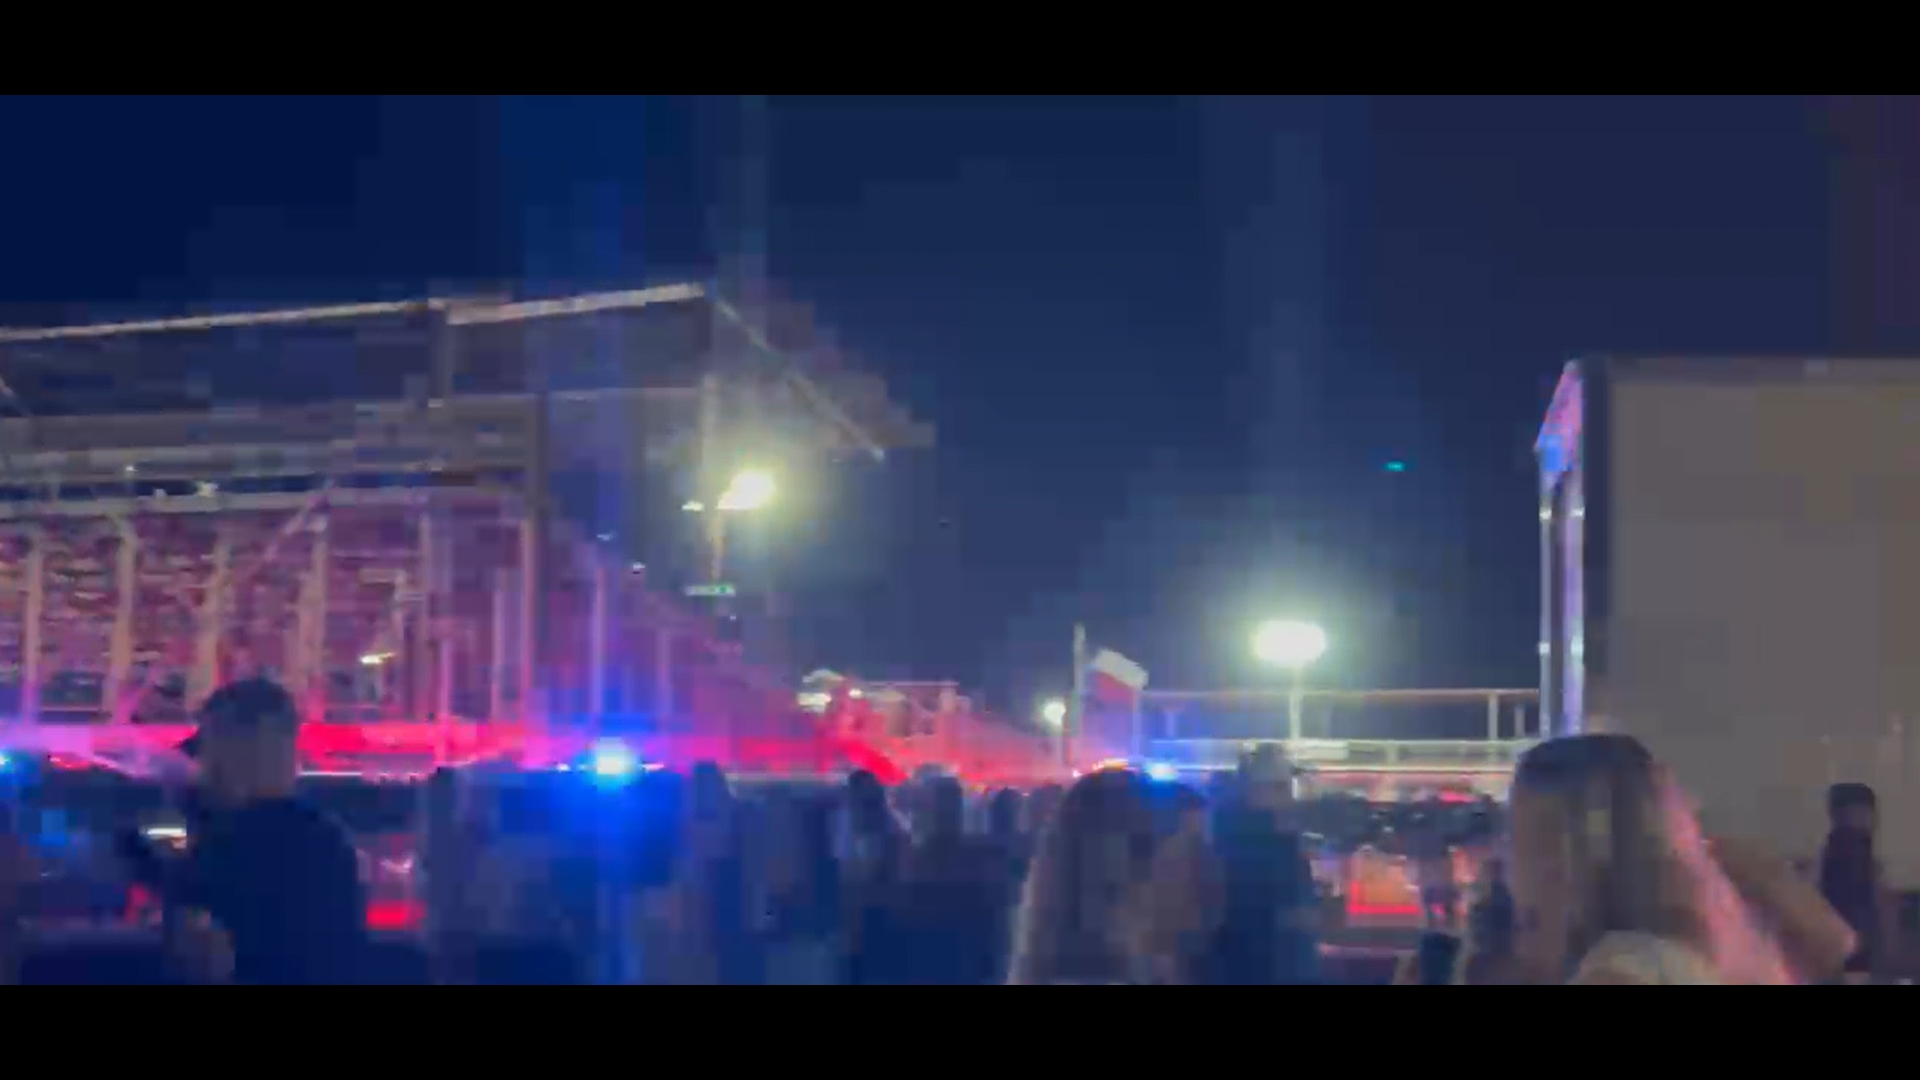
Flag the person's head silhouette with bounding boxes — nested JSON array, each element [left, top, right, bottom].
[[181, 679, 301, 808]]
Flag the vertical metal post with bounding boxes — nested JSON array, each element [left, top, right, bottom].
[[523, 386, 551, 730], [305, 516, 330, 723], [698, 372, 727, 585], [429, 297, 457, 401], [20, 528, 45, 727], [1287, 668, 1305, 744], [1066, 623, 1087, 769], [620, 597, 640, 717], [418, 512, 437, 723], [108, 518, 138, 723], [587, 555, 608, 737], [429, 302, 458, 756], [1486, 691, 1502, 742], [291, 551, 313, 707], [936, 684, 956, 769], [489, 569, 508, 723], [388, 570, 410, 720], [518, 520, 539, 727], [1539, 497, 1556, 736], [192, 530, 231, 707], [438, 627, 455, 720], [654, 628, 674, 730], [421, 504, 456, 760], [1130, 696, 1145, 763]]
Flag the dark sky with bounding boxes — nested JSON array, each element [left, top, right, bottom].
[[1, 95, 1912, 714]]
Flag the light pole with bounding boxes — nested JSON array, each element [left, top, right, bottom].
[[1039, 697, 1068, 766], [1039, 698, 1067, 727], [1252, 619, 1328, 743], [684, 467, 777, 583]]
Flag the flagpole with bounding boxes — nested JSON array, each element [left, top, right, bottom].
[[1067, 623, 1087, 771]]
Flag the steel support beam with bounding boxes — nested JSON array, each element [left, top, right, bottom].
[[191, 530, 231, 707], [20, 529, 45, 726], [107, 518, 138, 723]]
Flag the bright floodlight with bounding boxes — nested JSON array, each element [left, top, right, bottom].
[[1252, 619, 1328, 669], [1040, 699, 1067, 727], [717, 469, 776, 512]]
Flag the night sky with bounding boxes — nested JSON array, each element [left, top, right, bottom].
[[1, 95, 1912, 716]]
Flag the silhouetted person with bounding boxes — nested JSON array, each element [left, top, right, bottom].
[[887, 775, 1003, 984], [760, 793, 841, 984], [1201, 744, 1319, 984], [0, 803, 20, 986], [1412, 823, 1458, 930], [1394, 930, 1464, 985], [839, 769, 903, 985], [987, 788, 1029, 889], [136, 679, 366, 983], [1008, 769, 1165, 984], [677, 761, 752, 984], [1820, 782, 1889, 982], [421, 767, 486, 983]]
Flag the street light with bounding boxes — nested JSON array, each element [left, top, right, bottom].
[[701, 468, 777, 581], [1252, 619, 1327, 743], [1039, 698, 1067, 728], [717, 468, 776, 513]]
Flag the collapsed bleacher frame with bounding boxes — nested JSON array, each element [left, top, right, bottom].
[[0, 285, 933, 775]]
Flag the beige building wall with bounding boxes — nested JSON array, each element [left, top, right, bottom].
[[1606, 362, 1920, 881]]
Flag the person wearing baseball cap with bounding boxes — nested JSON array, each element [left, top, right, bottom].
[[1200, 740, 1320, 984], [143, 678, 366, 983], [177, 677, 299, 779]]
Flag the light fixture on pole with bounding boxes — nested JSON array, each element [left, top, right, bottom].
[[1251, 619, 1328, 743], [703, 468, 776, 581], [1039, 698, 1067, 728], [717, 468, 776, 513]]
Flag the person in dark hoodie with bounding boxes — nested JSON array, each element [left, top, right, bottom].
[[128, 679, 366, 984], [1819, 782, 1891, 983]]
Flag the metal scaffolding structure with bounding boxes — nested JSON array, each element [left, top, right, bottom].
[[0, 285, 933, 776]]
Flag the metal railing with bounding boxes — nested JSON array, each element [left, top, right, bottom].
[[1147, 737, 1538, 774]]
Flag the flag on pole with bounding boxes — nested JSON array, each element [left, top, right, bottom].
[[1075, 643, 1148, 765], [1085, 648, 1149, 706]]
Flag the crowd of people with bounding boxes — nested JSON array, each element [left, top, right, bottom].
[[0, 676, 1903, 985]]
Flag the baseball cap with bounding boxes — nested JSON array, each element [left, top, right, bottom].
[[178, 678, 299, 759]]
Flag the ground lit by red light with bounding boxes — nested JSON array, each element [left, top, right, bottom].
[[367, 900, 423, 933], [16, 719, 912, 786], [1346, 901, 1423, 919]]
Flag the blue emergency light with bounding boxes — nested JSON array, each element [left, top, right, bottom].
[[587, 740, 640, 783]]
